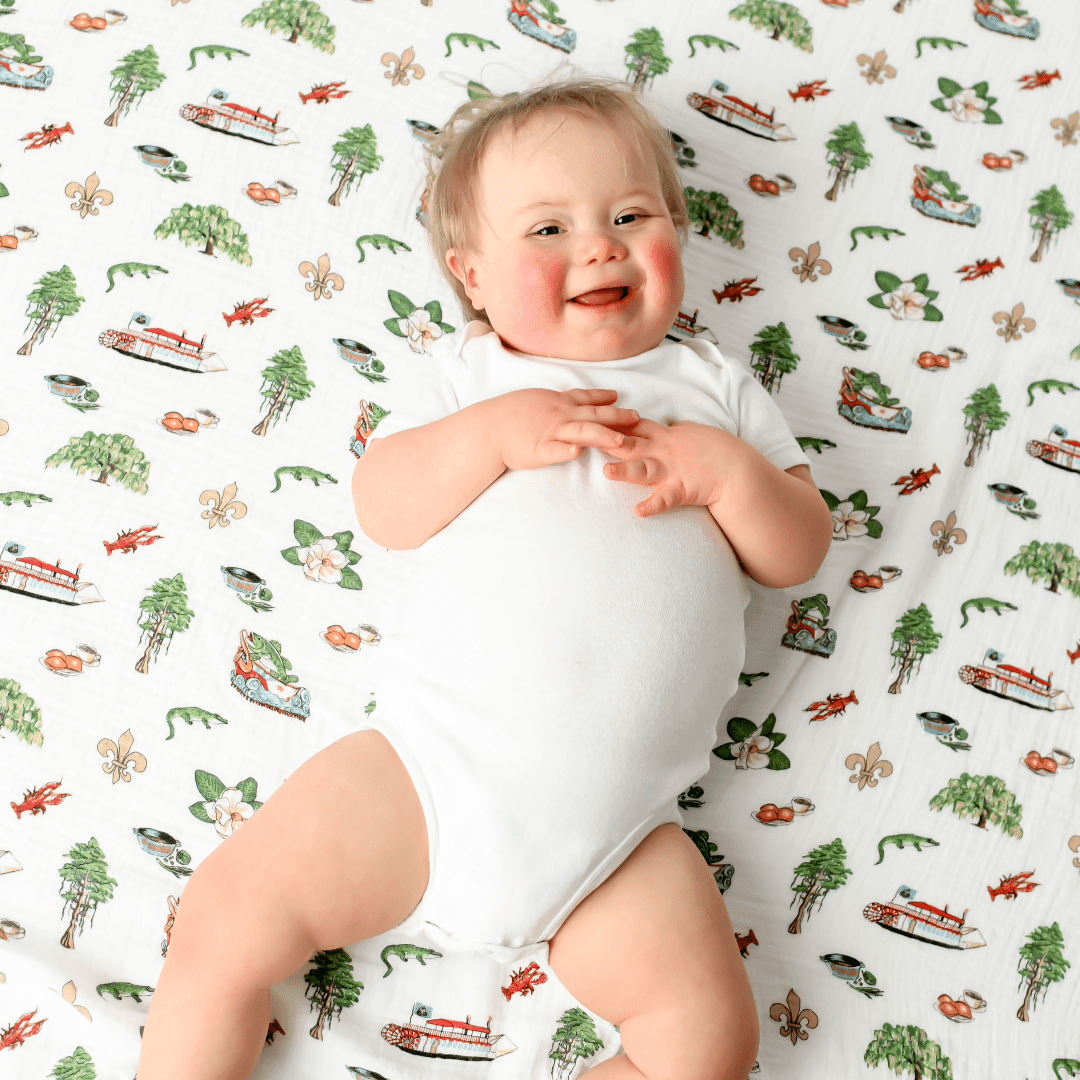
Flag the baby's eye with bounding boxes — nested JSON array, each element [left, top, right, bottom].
[[533, 225, 562, 237], [615, 213, 644, 226]]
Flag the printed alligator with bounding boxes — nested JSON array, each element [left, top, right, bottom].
[[380, 943, 442, 977], [164, 705, 229, 741], [874, 833, 939, 864], [96, 981, 155, 1002], [0, 491, 52, 507], [271, 465, 338, 492], [959, 596, 1018, 628]]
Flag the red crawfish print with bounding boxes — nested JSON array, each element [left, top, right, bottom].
[[103, 524, 163, 555], [0, 1009, 47, 1051], [223, 296, 274, 327], [501, 961, 548, 1000], [894, 463, 940, 495], [11, 780, 72, 818], [265, 1019, 285, 1046], [1068, 642, 1080, 664], [1018, 70, 1061, 90], [713, 277, 763, 304], [20, 121, 74, 150], [804, 690, 859, 722], [736, 928, 759, 957], [789, 79, 831, 103], [986, 870, 1040, 901], [299, 81, 350, 104], [957, 256, 1004, 281]]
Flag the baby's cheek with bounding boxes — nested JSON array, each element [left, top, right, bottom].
[[645, 238, 682, 294], [513, 251, 566, 331]]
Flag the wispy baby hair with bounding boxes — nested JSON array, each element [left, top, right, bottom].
[[422, 71, 690, 325]]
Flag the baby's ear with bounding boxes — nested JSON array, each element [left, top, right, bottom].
[[445, 248, 483, 305]]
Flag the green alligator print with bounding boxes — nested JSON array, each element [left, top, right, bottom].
[[104, 261, 169, 293], [165, 705, 229, 741], [959, 596, 1018, 628], [97, 981, 155, 1002], [0, 491, 52, 507], [381, 943, 442, 977], [187, 43, 251, 70], [875, 833, 939, 864], [271, 466, 338, 492]]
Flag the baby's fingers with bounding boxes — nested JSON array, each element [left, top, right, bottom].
[[603, 458, 656, 484]]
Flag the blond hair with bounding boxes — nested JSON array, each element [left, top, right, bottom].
[[422, 72, 689, 326]]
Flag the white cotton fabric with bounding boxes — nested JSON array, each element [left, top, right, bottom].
[[360, 322, 810, 958]]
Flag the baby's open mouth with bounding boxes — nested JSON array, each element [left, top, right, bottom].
[[571, 286, 631, 306]]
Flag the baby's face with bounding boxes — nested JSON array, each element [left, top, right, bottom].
[[445, 109, 685, 362]]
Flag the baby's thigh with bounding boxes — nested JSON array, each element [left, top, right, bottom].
[[172, 729, 429, 988], [548, 823, 754, 1025]]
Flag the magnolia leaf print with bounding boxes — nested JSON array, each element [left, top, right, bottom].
[[384, 291, 454, 352], [281, 520, 362, 589], [930, 77, 1002, 124], [867, 271, 943, 321]]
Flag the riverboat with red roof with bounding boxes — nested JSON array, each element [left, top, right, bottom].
[[959, 647, 1072, 712], [863, 885, 985, 950], [381, 1001, 517, 1061], [1026, 424, 1080, 475], [179, 89, 299, 146], [98, 312, 225, 373], [687, 79, 794, 141], [0, 541, 102, 605]]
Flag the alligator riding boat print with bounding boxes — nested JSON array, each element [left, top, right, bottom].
[[958, 647, 1073, 711], [910, 164, 981, 228], [838, 367, 912, 432], [99, 313, 226, 373], [864, 885, 986, 950], [231, 629, 310, 719], [179, 89, 300, 146], [0, 48, 53, 91], [0, 542, 103, 605], [687, 80, 795, 141], [381, 1001, 517, 1061]]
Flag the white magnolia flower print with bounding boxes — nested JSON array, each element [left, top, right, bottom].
[[734, 733, 775, 770], [832, 500, 871, 540], [204, 788, 255, 839], [399, 307, 444, 354], [298, 536, 347, 583], [883, 280, 928, 320], [941, 87, 988, 123]]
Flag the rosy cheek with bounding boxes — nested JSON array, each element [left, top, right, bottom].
[[645, 238, 681, 292], [514, 251, 566, 330]]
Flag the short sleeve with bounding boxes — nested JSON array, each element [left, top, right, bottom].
[[725, 355, 812, 473], [368, 337, 466, 443]]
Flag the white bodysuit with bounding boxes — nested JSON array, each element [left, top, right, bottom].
[[360, 320, 810, 960]]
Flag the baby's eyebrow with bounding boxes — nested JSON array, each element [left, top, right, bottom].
[[515, 190, 659, 216]]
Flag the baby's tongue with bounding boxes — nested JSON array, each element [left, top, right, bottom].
[[574, 287, 625, 306]]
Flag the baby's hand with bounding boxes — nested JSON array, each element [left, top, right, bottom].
[[602, 418, 731, 517], [493, 387, 640, 472]]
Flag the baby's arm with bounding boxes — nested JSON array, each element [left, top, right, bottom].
[[707, 433, 833, 588]]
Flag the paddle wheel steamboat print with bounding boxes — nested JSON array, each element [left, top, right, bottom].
[[2, 1, 1078, 1078]]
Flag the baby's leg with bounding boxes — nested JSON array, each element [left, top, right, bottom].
[[137, 729, 429, 1080], [548, 823, 758, 1080]]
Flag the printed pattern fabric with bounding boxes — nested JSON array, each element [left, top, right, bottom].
[[1, 1, 1078, 1078]]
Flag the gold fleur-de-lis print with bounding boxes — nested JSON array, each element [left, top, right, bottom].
[[789, 241, 832, 283], [199, 482, 247, 528], [992, 302, 1036, 342], [65, 172, 114, 218], [382, 46, 424, 86], [97, 728, 147, 784], [845, 741, 893, 790], [857, 51, 897, 85], [931, 509, 967, 556], [1069, 834, 1080, 870], [769, 989, 818, 1045], [1050, 111, 1080, 147], [60, 980, 93, 1021], [299, 253, 344, 301]]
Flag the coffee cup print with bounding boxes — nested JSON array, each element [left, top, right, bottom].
[[753, 798, 815, 825], [322, 623, 381, 652], [1022, 748, 1071, 775]]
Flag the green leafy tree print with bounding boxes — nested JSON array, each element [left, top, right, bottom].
[[1028, 184, 1072, 263], [824, 121, 872, 201], [104, 44, 166, 127], [49, 1046, 96, 1080], [154, 203, 252, 265], [1016, 922, 1070, 1021], [962, 383, 1009, 466], [328, 125, 383, 207], [252, 346, 314, 435], [749, 322, 799, 392], [549, 1006, 605, 1080], [684, 187, 744, 247], [788, 837, 851, 934], [929, 773, 1023, 837], [241, 0, 336, 52], [18, 265, 84, 356], [0, 677, 45, 748], [888, 603, 940, 694], [135, 573, 195, 674], [304, 948, 362, 1039], [58, 837, 118, 950], [864, 1023, 953, 1080], [624, 27, 671, 92], [729, 0, 813, 52], [45, 431, 151, 492], [1004, 540, 1080, 597]]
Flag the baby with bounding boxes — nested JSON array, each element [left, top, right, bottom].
[[138, 76, 832, 1080]]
